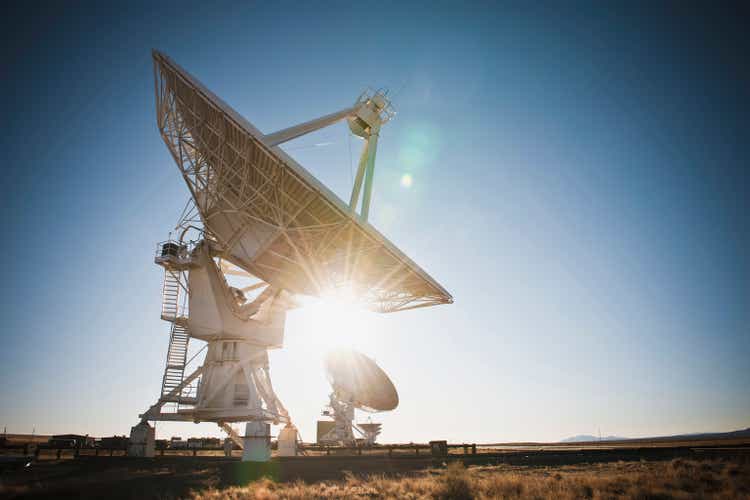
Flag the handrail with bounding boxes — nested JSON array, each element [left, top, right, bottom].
[[184, 343, 207, 367]]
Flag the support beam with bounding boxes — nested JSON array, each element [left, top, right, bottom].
[[349, 137, 370, 210], [139, 365, 205, 421], [262, 106, 358, 147], [348, 124, 381, 221], [219, 422, 245, 450], [360, 125, 380, 221], [136, 413, 197, 422]]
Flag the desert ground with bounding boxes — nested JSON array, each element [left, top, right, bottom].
[[1, 439, 749, 499], [192, 459, 750, 499]]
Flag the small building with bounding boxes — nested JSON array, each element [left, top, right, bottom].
[[98, 436, 129, 450], [170, 437, 187, 449], [201, 437, 221, 448], [316, 420, 336, 444], [49, 434, 94, 448]]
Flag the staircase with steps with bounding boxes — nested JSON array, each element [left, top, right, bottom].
[[161, 321, 190, 398], [161, 269, 182, 321], [159, 266, 191, 400]]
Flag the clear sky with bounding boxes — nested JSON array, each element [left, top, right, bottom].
[[1, 2, 748, 443]]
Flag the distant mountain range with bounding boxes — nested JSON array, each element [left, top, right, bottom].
[[561, 435, 626, 443], [560, 427, 750, 443]]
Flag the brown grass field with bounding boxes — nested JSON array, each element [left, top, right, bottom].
[[190, 459, 750, 499], [1, 438, 749, 498], [0, 454, 748, 499]]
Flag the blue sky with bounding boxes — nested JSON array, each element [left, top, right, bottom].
[[1, 2, 748, 443]]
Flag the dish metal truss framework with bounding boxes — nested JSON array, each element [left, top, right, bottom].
[[153, 50, 452, 313]]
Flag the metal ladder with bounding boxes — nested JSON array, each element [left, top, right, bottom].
[[161, 321, 190, 398]]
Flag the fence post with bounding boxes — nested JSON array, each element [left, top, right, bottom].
[[192, 449, 197, 457], [472, 444, 476, 455], [388, 447, 393, 457], [415, 446, 419, 456]]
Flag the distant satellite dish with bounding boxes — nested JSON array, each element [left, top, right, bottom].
[[325, 349, 398, 412]]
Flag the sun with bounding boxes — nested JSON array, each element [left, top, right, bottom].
[[297, 290, 370, 349]]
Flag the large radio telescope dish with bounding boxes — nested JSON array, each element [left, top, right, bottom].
[[132, 51, 453, 461], [152, 51, 452, 313], [324, 349, 399, 412]]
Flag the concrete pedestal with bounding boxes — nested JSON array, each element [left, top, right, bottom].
[[242, 422, 270, 462], [128, 422, 155, 457], [277, 424, 297, 457]]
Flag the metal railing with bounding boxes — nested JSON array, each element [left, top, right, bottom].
[[154, 239, 198, 266], [356, 88, 396, 124]]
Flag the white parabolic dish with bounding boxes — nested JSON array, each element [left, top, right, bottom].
[[152, 50, 452, 313], [325, 349, 399, 412]]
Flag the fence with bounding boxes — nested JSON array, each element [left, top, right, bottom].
[[2, 442, 480, 460]]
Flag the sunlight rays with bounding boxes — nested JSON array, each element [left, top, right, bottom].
[[296, 289, 373, 352]]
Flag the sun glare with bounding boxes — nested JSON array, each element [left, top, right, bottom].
[[298, 291, 370, 350]]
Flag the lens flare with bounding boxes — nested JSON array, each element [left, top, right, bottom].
[[400, 173, 413, 188]]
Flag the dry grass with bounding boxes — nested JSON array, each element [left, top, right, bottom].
[[190, 459, 750, 499]]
